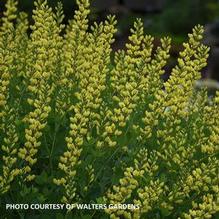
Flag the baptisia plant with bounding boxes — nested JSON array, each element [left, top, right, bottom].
[[0, 0, 218, 218]]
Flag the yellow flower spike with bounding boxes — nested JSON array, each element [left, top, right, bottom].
[[0, 0, 18, 33], [55, 1, 117, 202], [17, 0, 63, 181], [181, 193, 219, 219], [104, 149, 159, 218], [0, 105, 20, 194]]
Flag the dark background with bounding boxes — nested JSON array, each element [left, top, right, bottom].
[[1, 0, 219, 84]]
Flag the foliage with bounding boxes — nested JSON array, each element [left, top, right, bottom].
[[0, 0, 219, 218], [148, 0, 219, 36]]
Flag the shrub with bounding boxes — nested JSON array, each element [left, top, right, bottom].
[[0, 0, 218, 218]]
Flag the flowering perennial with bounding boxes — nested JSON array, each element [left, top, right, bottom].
[[0, 0, 218, 218]]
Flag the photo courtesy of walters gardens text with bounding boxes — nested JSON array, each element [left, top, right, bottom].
[[5, 203, 140, 211]]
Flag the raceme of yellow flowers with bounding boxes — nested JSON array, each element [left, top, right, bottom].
[[0, 0, 218, 218]]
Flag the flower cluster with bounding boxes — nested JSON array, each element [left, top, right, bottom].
[[0, 0, 218, 218], [18, 0, 62, 182]]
